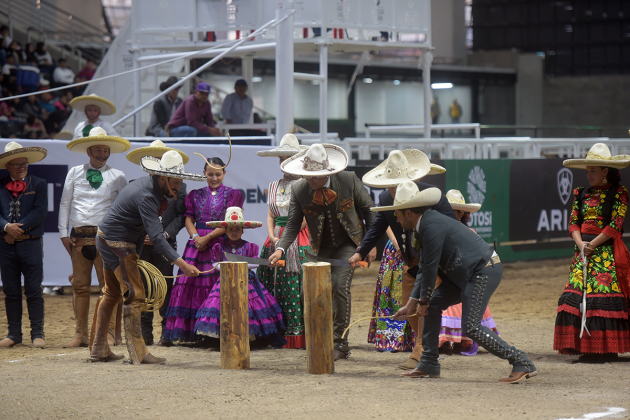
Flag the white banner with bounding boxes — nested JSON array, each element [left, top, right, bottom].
[[0, 139, 279, 286]]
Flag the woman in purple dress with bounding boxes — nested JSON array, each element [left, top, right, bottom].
[[195, 207, 286, 345], [162, 157, 244, 344]]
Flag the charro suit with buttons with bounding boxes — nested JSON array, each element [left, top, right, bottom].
[[277, 171, 375, 352], [411, 210, 535, 376], [0, 175, 48, 344]]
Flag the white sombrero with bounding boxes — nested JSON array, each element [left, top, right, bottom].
[[206, 207, 262, 229], [127, 139, 189, 165], [371, 181, 441, 212], [429, 164, 446, 175], [0, 141, 47, 168], [446, 189, 481, 213], [257, 134, 307, 158], [140, 150, 205, 182], [66, 127, 130, 154], [281, 143, 348, 177], [69, 94, 116, 116], [362, 149, 432, 188], [54, 131, 73, 140], [563, 143, 630, 169]]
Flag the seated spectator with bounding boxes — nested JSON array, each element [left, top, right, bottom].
[[22, 94, 44, 120], [221, 79, 253, 124], [24, 43, 37, 63], [23, 114, 47, 138], [2, 55, 17, 77], [0, 95, 15, 119], [34, 43, 53, 67], [0, 37, 6, 67], [146, 75, 182, 137], [53, 59, 75, 86], [166, 82, 220, 137], [49, 93, 71, 128], [7, 40, 25, 63], [78, 60, 96, 80], [38, 90, 56, 114], [17, 61, 41, 94], [70, 75, 85, 97], [0, 26, 11, 47]]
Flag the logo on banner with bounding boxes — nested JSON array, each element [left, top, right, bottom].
[[557, 168, 573, 205], [467, 166, 486, 205]]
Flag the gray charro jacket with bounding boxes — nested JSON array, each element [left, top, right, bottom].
[[411, 209, 493, 301]]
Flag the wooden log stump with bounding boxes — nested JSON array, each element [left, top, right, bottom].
[[220, 262, 250, 370], [303, 262, 334, 374]]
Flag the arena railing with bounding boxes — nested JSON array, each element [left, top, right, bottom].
[[365, 123, 481, 139]]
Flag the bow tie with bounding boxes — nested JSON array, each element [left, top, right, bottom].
[[6, 180, 26, 197], [158, 198, 169, 216], [82, 124, 94, 138], [313, 187, 337, 206], [86, 168, 103, 190]]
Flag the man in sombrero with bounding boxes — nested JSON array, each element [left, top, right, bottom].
[[126, 140, 189, 346], [0, 142, 48, 348], [377, 182, 537, 383], [268, 143, 376, 361], [349, 149, 456, 370], [89, 150, 202, 365], [58, 127, 130, 348], [70, 94, 119, 140]]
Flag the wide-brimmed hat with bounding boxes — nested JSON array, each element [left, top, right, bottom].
[[281, 143, 348, 177], [0, 141, 47, 168], [127, 139, 189, 165], [140, 150, 205, 182], [257, 134, 307, 158], [69, 94, 116, 115], [371, 181, 440, 212], [66, 127, 130, 154], [362, 149, 432, 188], [159, 76, 179, 92], [54, 131, 73, 140], [429, 164, 446, 175], [206, 207, 262, 229], [446, 189, 481, 213], [563, 143, 630, 169]]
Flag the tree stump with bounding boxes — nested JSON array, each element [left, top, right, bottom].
[[303, 262, 334, 374], [220, 262, 250, 369]]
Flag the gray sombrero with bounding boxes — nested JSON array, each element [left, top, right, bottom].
[[140, 150, 205, 182]]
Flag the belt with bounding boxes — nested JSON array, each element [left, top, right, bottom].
[[72, 226, 98, 236], [97, 230, 136, 250], [14, 234, 39, 242], [484, 255, 501, 268], [195, 221, 213, 230]]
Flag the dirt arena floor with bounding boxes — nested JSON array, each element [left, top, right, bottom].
[[1, 258, 629, 420]]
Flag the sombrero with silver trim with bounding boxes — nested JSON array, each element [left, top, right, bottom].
[[140, 150, 205, 182], [206, 207, 262, 229], [0, 141, 47, 168], [371, 182, 441, 212], [69, 94, 116, 115], [281, 143, 348, 177], [446, 189, 481, 213], [257, 133, 307, 157], [66, 127, 130, 154], [54, 131, 73, 140], [362, 149, 432, 188], [563, 143, 630, 169], [127, 139, 189, 165]]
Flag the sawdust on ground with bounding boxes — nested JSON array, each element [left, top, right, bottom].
[[1, 257, 629, 420]]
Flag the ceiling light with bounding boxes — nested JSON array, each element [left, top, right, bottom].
[[431, 83, 453, 89], [362, 78, 373, 84], [393, 80, 401, 85]]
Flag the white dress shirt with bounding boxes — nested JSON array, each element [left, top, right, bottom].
[[73, 118, 119, 140], [53, 66, 75, 85], [58, 163, 127, 238]]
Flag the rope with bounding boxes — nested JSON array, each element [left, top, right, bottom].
[[342, 314, 417, 340], [194, 133, 232, 169]]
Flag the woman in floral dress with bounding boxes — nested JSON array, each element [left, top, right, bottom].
[[255, 134, 310, 348], [162, 157, 244, 344], [555, 143, 630, 362]]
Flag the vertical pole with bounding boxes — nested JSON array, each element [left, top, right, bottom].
[[422, 50, 433, 140], [303, 262, 334, 374], [319, 43, 328, 143], [132, 50, 142, 137], [275, 8, 294, 145], [242, 54, 255, 124], [220, 262, 250, 370]]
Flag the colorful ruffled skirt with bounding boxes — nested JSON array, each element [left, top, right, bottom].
[[367, 241, 415, 352], [439, 303, 499, 354], [162, 229, 221, 342], [195, 270, 286, 339], [257, 225, 310, 349], [554, 243, 630, 355]]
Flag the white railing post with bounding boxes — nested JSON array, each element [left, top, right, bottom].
[[275, 8, 294, 146], [422, 51, 433, 140]]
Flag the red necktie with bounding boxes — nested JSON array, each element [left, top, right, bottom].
[[313, 187, 338, 206], [6, 180, 26, 197], [158, 198, 169, 216]]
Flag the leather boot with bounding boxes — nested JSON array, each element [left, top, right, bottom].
[[64, 294, 90, 348], [123, 303, 151, 365]]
